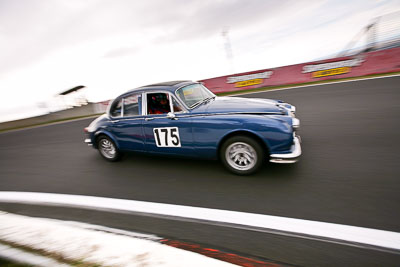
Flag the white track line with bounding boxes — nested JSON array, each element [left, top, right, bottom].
[[59, 220, 162, 241], [0, 191, 399, 254]]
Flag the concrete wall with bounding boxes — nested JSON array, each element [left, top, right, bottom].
[[0, 103, 97, 131]]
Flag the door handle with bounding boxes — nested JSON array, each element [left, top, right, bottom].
[[145, 117, 155, 121], [167, 112, 178, 120]]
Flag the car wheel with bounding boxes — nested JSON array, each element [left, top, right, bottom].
[[220, 135, 265, 175], [97, 135, 121, 162]]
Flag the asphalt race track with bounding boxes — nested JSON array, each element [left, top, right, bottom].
[[1, 76, 400, 266]]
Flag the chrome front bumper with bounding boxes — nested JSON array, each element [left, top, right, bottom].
[[269, 136, 302, 163]]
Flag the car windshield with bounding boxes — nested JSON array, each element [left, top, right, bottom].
[[176, 83, 215, 108]]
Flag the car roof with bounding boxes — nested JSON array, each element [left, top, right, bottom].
[[123, 80, 195, 95]]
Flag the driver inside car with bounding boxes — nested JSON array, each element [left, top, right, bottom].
[[148, 93, 171, 114]]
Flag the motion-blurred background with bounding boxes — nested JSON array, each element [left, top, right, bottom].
[[1, 0, 399, 124]]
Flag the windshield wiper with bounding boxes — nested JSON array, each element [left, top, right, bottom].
[[190, 96, 215, 108], [203, 96, 215, 103]]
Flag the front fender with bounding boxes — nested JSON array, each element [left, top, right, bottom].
[[192, 114, 293, 159], [217, 128, 271, 155]]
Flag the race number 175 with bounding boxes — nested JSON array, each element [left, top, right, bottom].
[[153, 127, 181, 147]]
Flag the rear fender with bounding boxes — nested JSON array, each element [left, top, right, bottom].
[[93, 130, 120, 150]]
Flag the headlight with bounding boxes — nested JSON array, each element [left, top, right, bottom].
[[292, 118, 300, 130], [277, 103, 296, 117]]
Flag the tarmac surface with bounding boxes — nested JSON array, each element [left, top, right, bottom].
[[1, 76, 400, 266]]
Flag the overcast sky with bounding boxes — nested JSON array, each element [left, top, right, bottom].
[[1, 0, 399, 121]]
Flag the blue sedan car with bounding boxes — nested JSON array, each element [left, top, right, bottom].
[[84, 81, 301, 175]]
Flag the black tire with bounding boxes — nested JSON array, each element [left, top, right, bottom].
[[220, 135, 265, 175], [97, 135, 121, 162]]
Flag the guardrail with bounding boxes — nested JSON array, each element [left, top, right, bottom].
[[200, 47, 400, 94]]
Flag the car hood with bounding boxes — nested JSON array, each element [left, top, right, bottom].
[[192, 96, 284, 114]]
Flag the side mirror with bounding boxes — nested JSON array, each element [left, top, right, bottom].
[[167, 112, 177, 120]]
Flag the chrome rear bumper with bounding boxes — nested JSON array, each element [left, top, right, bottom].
[[84, 138, 93, 146], [269, 136, 302, 163]]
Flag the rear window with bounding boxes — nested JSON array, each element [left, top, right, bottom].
[[124, 93, 141, 116], [110, 99, 122, 117]]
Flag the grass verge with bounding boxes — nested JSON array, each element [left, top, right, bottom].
[[0, 258, 32, 267], [0, 240, 100, 267], [0, 113, 103, 133]]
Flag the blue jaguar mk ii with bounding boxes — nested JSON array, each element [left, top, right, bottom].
[[84, 81, 301, 175]]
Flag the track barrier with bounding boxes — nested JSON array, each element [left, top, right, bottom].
[[200, 47, 400, 94]]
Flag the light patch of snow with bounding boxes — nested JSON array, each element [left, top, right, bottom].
[[0, 211, 237, 267]]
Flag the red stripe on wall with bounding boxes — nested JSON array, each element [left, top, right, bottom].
[[160, 239, 286, 267]]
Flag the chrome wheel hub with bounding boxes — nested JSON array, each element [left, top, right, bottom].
[[99, 139, 116, 159], [225, 142, 257, 171]]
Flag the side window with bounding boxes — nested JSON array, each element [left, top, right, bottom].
[[123, 93, 141, 116], [172, 97, 184, 113], [147, 93, 171, 115], [110, 99, 123, 117]]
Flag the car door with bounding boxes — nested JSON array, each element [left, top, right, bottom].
[[108, 92, 145, 152], [142, 91, 194, 156]]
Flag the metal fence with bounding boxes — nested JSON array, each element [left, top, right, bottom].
[[338, 10, 400, 57]]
